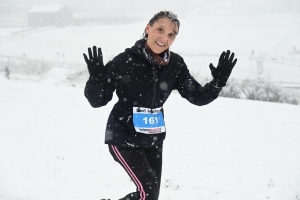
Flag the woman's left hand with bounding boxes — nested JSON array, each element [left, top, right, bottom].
[[209, 50, 237, 87]]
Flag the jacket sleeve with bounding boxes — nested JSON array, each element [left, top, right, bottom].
[[84, 63, 119, 108], [174, 57, 222, 106]]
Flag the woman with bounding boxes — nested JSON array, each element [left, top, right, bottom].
[[84, 10, 237, 200]]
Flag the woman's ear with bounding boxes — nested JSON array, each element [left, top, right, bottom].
[[145, 24, 150, 34]]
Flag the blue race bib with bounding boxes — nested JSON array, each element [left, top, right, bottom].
[[133, 107, 165, 134]]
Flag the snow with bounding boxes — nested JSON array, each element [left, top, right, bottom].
[[28, 5, 65, 13], [1, 76, 300, 200], [1, 7, 300, 200], [1, 13, 300, 85]]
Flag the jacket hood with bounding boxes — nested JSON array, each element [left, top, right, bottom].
[[125, 39, 147, 60]]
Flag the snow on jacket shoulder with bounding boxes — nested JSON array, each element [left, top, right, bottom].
[[84, 39, 222, 148]]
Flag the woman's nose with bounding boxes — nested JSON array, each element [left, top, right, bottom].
[[160, 34, 169, 43]]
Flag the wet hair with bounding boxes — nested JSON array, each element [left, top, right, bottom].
[[142, 10, 180, 39]]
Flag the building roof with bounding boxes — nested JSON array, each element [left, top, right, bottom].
[[28, 5, 65, 13]]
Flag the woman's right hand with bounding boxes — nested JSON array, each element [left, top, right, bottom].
[[83, 46, 109, 79]]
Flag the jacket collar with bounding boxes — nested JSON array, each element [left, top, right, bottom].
[[132, 39, 170, 66]]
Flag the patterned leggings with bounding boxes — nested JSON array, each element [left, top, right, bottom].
[[109, 145, 163, 200]]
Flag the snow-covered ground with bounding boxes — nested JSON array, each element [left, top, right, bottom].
[[1, 9, 300, 200], [1, 75, 300, 200]]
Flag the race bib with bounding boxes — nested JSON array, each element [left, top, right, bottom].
[[133, 107, 165, 134]]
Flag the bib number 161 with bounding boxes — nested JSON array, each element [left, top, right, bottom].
[[143, 117, 159, 125]]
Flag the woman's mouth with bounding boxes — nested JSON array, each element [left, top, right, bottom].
[[155, 40, 166, 47]]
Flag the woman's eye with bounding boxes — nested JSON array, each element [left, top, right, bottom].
[[157, 28, 163, 33], [168, 33, 175, 39]]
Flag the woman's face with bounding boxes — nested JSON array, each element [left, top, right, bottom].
[[145, 17, 179, 54]]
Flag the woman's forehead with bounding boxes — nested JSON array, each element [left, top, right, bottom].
[[154, 18, 179, 32], [155, 18, 176, 25]]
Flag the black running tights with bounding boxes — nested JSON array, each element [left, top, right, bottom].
[[109, 145, 163, 200]]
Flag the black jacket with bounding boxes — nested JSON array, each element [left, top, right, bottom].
[[84, 39, 222, 148]]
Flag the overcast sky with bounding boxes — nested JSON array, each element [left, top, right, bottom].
[[1, 0, 300, 17]]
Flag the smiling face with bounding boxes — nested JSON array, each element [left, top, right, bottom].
[[145, 17, 179, 54]]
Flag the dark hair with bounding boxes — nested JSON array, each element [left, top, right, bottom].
[[142, 10, 180, 39]]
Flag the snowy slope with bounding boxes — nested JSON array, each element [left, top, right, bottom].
[[1, 13, 300, 86], [0, 76, 300, 200]]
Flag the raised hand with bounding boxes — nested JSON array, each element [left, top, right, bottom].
[[209, 50, 237, 87], [83, 46, 110, 79]]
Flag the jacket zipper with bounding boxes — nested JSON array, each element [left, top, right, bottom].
[[151, 64, 157, 110]]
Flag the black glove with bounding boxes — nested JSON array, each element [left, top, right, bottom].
[[83, 46, 111, 79], [209, 50, 237, 87]]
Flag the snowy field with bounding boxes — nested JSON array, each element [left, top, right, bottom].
[[1, 75, 300, 200], [1, 8, 300, 200]]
